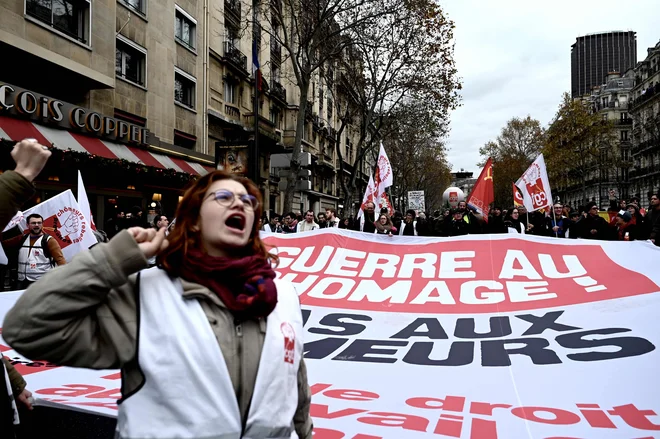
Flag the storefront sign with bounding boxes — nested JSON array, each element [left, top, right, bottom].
[[0, 82, 148, 145]]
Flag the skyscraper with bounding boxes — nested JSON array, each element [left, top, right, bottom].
[[571, 31, 637, 98]]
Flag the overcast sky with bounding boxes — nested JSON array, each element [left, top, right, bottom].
[[442, 0, 660, 173]]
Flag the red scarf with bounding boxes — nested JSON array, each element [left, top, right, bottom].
[[179, 249, 278, 319]]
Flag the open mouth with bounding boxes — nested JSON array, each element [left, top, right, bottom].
[[225, 214, 246, 232]]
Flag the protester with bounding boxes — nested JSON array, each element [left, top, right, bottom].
[[0, 139, 47, 437], [646, 193, 660, 245], [487, 206, 507, 234], [444, 209, 469, 236], [612, 210, 638, 241], [3, 171, 312, 439], [374, 213, 396, 236], [325, 208, 340, 227], [1, 213, 67, 290], [398, 210, 420, 236], [578, 202, 609, 240], [504, 208, 526, 234], [546, 203, 568, 238], [357, 202, 377, 233], [297, 210, 319, 232]]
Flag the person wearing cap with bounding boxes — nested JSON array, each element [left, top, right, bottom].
[[578, 202, 609, 240], [612, 210, 638, 241]]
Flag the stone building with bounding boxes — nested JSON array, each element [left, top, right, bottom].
[[0, 0, 372, 225], [551, 71, 634, 209], [630, 40, 660, 200]]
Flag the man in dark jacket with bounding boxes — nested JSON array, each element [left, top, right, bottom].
[[487, 206, 507, 233], [646, 193, 660, 245], [579, 202, 609, 240]]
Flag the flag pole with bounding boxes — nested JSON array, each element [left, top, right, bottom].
[[551, 203, 559, 238], [250, 2, 260, 184]]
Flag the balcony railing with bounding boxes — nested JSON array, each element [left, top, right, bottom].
[[225, 104, 241, 121], [630, 83, 660, 109], [615, 118, 633, 125], [225, 0, 241, 22], [271, 80, 286, 104], [223, 41, 248, 73], [631, 139, 660, 155]]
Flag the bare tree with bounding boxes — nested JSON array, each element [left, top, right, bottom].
[[327, 0, 460, 213], [385, 97, 451, 211], [262, 0, 403, 212]]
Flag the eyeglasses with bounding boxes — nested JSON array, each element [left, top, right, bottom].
[[209, 190, 259, 211]]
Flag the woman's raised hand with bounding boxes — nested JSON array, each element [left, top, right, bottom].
[[128, 227, 169, 259]]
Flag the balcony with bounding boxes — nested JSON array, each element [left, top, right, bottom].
[[270, 40, 281, 65], [327, 126, 338, 141], [271, 80, 287, 104], [223, 41, 248, 76], [615, 118, 633, 125], [631, 139, 660, 155], [225, 0, 241, 23], [629, 164, 660, 180], [630, 83, 660, 109], [225, 103, 241, 122]]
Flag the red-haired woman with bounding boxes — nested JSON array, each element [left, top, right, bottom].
[[3, 171, 312, 439]]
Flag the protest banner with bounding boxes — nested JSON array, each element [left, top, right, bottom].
[[408, 191, 426, 212], [1, 229, 660, 438]]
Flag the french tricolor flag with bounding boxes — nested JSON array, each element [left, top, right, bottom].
[[252, 39, 262, 92]]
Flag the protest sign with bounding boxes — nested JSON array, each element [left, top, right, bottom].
[[1, 229, 659, 438]]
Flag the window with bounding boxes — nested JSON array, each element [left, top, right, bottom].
[[621, 112, 628, 120], [621, 130, 629, 141], [224, 80, 236, 104], [174, 130, 196, 150], [175, 68, 196, 109], [26, 0, 90, 44], [175, 5, 196, 51], [120, 0, 145, 14], [116, 36, 147, 86]]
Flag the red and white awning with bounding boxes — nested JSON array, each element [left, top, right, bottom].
[[0, 116, 214, 176]]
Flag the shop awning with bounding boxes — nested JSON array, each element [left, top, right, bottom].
[[0, 116, 214, 176]]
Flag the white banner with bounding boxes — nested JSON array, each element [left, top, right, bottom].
[[408, 191, 426, 212], [2, 229, 660, 438], [516, 154, 554, 212], [13, 190, 97, 262]]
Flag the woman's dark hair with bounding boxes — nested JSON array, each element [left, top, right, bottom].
[[158, 171, 277, 274]]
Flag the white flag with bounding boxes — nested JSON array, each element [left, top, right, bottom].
[[16, 190, 98, 262], [77, 171, 96, 231], [515, 154, 554, 212], [356, 174, 377, 220], [375, 143, 393, 191]]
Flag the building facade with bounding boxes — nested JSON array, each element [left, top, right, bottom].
[[0, 0, 373, 225], [557, 71, 634, 209], [629, 40, 660, 200], [571, 31, 637, 99]]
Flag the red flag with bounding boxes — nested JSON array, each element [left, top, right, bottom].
[[466, 158, 494, 222], [513, 182, 524, 207]]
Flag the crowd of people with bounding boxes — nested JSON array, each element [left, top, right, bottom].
[[258, 195, 660, 244]]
